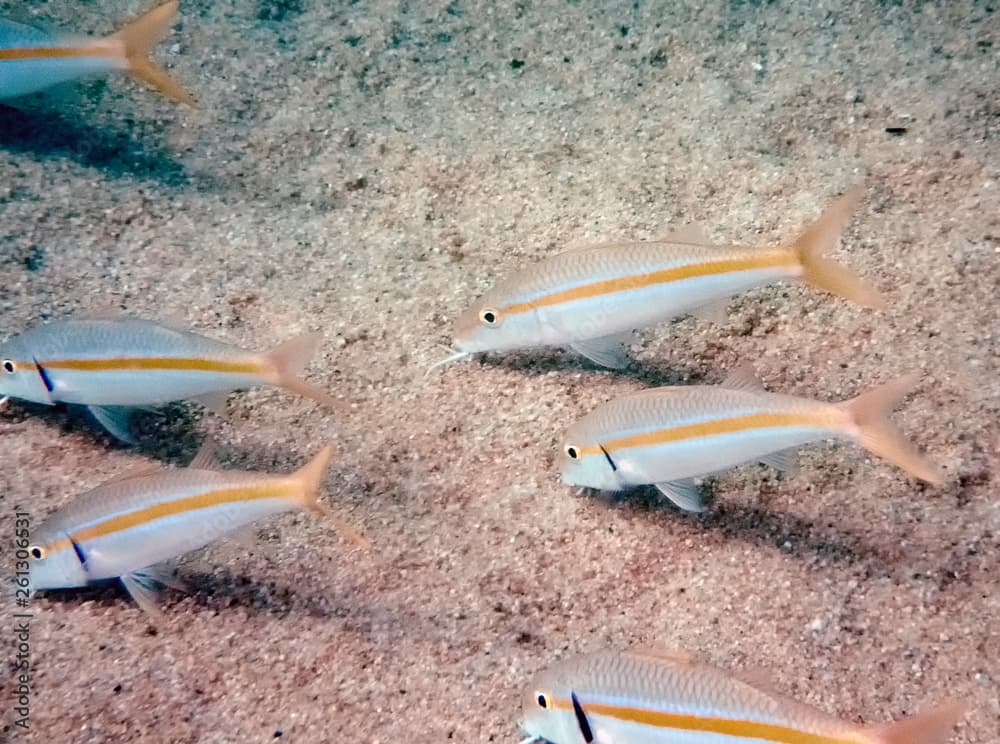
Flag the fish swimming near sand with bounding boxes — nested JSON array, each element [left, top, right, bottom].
[[0, 315, 341, 442], [444, 187, 881, 369], [27, 443, 368, 614], [0, 1, 194, 105], [560, 367, 941, 512], [520, 648, 967, 744]]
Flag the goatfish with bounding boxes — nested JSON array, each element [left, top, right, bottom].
[[445, 186, 881, 369], [0, 1, 193, 105], [27, 443, 368, 614], [0, 315, 342, 443], [560, 367, 941, 512], [520, 648, 967, 744]]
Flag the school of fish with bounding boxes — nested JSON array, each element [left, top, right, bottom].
[[2, 2, 970, 742]]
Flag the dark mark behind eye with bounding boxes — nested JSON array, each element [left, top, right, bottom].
[[599, 444, 617, 472], [70, 537, 87, 567], [33, 358, 54, 393], [571, 692, 594, 743]]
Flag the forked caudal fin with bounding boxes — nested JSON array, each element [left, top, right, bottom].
[[294, 445, 371, 550], [791, 186, 885, 309], [866, 701, 967, 744], [840, 374, 943, 484], [267, 333, 345, 411], [111, 0, 196, 106]]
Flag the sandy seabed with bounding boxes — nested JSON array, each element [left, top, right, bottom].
[[0, 1, 997, 742]]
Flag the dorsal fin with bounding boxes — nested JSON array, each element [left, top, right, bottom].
[[188, 439, 221, 470], [74, 306, 129, 321], [731, 667, 784, 696], [626, 647, 700, 667], [721, 364, 766, 393], [658, 223, 708, 244], [103, 462, 164, 485]]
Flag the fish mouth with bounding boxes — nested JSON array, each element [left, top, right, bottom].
[[517, 722, 550, 744]]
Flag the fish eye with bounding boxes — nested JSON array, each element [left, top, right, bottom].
[[565, 445, 579, 460], [29, 545, 45, 560], [2, 360, 13, 374], [536, 692, 548, 709], [479, 308, 499, 326]]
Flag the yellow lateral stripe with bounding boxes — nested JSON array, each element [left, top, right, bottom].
[[552, 699, 858, 744], [0, 47, 113, 61], [45, 537, 75, 557], [71, 482, 300, 544], [580, 411, 836, 457], [41, 357, 266, 375], [503, 251, 797, 316]]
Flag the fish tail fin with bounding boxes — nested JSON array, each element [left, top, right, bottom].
[[866, 702, 967, 744], [294, 445, 370, 550], [267, 332, 344, 411], [840, 374, 943, 484], [112, 0, 196, 106], [791, 185, 884, 309]]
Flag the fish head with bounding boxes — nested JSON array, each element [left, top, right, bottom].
[[0, 335, 54, 404], [559, 425, 623, 492], [520, 668, 580, 744], [452, 288, 545, 355], [28, 528, 89, 593]]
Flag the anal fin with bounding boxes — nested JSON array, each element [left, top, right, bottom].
[[191, 391, 229, 416], [227, 525, 266, 552], [691, 298, 730, 324], [759, 447, 798, 474]]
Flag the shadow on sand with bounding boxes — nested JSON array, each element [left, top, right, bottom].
[[596, 481, 892, 570], [2, 400, 204, 461], [470, 347, 709, 388], [41, 567, 355, 620], [0, 103, 188, 185]]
